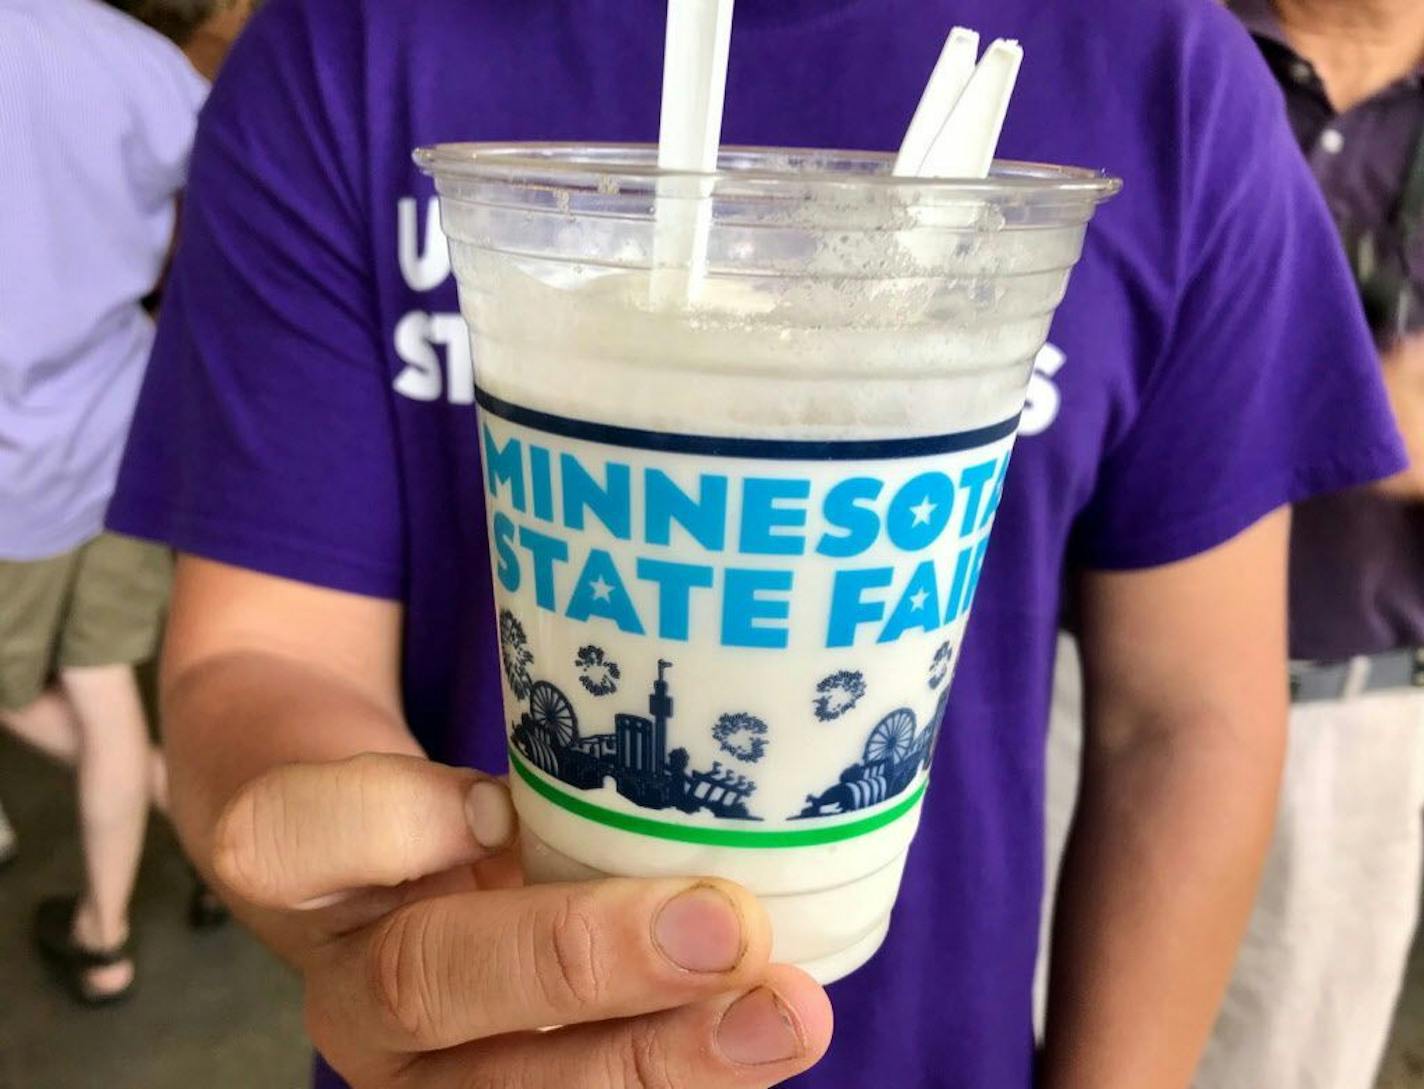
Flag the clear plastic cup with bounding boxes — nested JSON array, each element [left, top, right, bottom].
[[416, 143, 1118, 982]]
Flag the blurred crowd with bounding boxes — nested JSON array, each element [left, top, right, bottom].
[[0, 1, 1420, 1088]]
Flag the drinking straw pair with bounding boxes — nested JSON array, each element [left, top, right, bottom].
[[652, 0, 1024, 305]]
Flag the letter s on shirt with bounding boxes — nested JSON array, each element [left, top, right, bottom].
[[1019, 343, 1066, 437]]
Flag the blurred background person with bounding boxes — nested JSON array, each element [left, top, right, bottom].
[[119, 0, 263, 82], [1198, 0, 1424, 1083], [0, 0, 207, 1005], [110, 0, 262, 934], [1041, 1, 1424, 1087]]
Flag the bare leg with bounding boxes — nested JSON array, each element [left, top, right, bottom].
[[148, 747, 169, 815], [0, 685, 168, 815], [59, 665, 151, 994], [0, 688, 80, 763]]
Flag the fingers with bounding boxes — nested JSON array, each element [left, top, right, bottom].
[[308, 877, 774, 1055], [407, 965, 834, 1089], [211, 753, 515, 909]]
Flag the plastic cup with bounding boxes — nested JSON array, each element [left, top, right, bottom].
[[416, 143, 1118, 982]]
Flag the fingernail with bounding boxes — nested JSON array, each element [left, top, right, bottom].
[[653, 884, 744, 973], [465, 779, 514, 849], [716, 987, 803, 1066]]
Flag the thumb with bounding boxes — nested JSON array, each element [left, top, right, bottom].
[[211, 753, 515, 910]]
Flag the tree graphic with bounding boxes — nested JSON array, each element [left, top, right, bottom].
[[574, 645, 621, 696], [928, 641, 953, 690], [711, 712, 769, 764], [498, 609, 534, 700], [813, 670, 867, 722]]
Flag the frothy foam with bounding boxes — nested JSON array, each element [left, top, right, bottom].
[[461, 252, 1063, 439]]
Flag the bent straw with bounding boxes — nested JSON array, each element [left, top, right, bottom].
[[650, 0, 736, 307], [917, 38, 1023, 180], [893, 27, 980, 177]]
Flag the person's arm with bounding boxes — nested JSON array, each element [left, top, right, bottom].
[[1374, 335, 1424, 500], [158, 555, 420, 962], [160, 555, 832, 1089], [1041, 508, 1290, 1089]]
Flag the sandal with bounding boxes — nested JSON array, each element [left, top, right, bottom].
[[0, 803, 17, 870], [34, 895, 136, 1007]]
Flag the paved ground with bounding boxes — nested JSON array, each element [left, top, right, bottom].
[[1, 732, 1419, 1087], [0, 738, 307, 1089]]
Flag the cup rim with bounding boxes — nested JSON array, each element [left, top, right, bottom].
[[413, 141, 1122, 202]]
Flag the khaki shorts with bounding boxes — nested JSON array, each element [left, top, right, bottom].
[[0, 533, 171, 710]]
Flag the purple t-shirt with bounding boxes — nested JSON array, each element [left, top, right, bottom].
[[108, 0, 1403, 1085]]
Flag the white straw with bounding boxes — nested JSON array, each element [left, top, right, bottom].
[[650, 0, 736, 307], [893, 27, 980, 177], [917, 39, 1023, 179]]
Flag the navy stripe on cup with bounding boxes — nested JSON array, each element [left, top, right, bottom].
[[473, 386, 1020, 460]]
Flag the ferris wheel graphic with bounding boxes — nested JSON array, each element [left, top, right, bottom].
[[796, 703, 929, 820], [529, 680, 579, 746], [863, 708, 917, 766]]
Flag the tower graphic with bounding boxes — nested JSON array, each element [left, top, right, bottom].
[[511, 654, 758, 821]]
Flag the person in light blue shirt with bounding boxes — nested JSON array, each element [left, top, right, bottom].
[[0, 0, 206, 1004]]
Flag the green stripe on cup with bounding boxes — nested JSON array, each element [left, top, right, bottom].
[[509, 747, 928, 848]]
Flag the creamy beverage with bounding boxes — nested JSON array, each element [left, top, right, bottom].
[[418, 143, 1116, 980]]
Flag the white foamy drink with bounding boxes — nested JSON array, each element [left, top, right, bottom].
[[419, 143, 1116, 982]]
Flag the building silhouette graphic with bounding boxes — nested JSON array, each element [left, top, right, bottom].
[[512, 660, 759, 820]]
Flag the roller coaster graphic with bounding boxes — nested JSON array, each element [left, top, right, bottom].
[[794, 689, 950, 819], [510, 660, 760, 821]]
